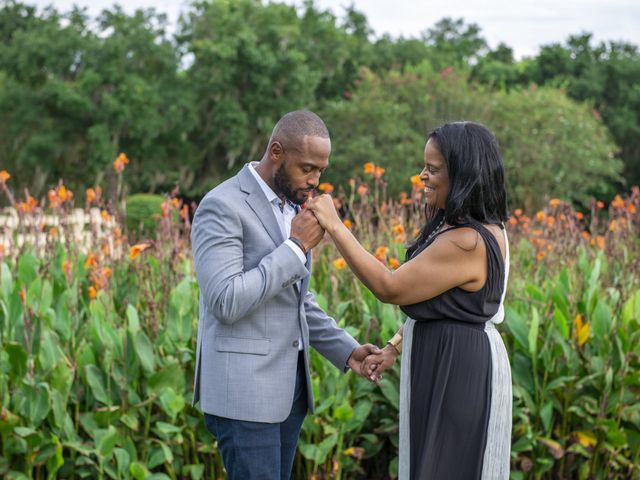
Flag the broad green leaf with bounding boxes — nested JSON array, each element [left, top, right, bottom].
[[528, 307, 540, 357], [85, 365, 110, 405], [134, 331, 155, 375]]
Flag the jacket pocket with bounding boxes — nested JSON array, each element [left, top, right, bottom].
[[214, 336, 270, 355]]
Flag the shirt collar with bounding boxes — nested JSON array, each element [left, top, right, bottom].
[[248, 162, 298, 211]]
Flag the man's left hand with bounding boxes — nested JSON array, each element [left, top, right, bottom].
[[347, 344, 382, 381]]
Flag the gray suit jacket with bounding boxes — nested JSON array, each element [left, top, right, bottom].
[[191, 164, 359, 423]]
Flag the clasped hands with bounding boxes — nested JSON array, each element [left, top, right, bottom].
[[348, 343, 400, 383]]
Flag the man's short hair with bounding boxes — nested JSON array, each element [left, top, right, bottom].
[[269, 110, 330, 153]]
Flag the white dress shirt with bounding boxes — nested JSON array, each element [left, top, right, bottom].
[[248, 162, 306, 350]]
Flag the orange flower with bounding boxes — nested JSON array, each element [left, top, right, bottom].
[[17, 195, 38, 213], [357, 184, 368, 197], [101, 210, 112, 222], [0, 170, 10, 183], [611, 195, 625, 209], [84, 253, 97, 270], [113, 153, 129, 173], [19, 287, 26, 304], [533, 229, 543, 236], [628, 203, 637, 214], [536, 251, 546, 261], [508, 217, 517, 226], [549, 198, 561, 207], [180, 204, 189, 220], [410, 175, 422, 187], [102, 267, 112, 278], [348, 178, 356, 188], [608, 220, 617, 232], [57, 185, 72, 202], [48, 189, 61, 209], [389, 257, 400, 269], [374, 245, 388, 261], [394, 234, 406, 243], [343, 219, 353, 229], [318, 183, 334, 194], [535, 211, 545, 222], [595, 235, 605, 250], [546, 216, 555, 226], [514, 208, 523, 217], [62, 260, 72, 279], [88, 286, 97, 300], [86, 188, 97, 204], [363, 162, 375, 174], [0, 245, 4, 257], [161, 200, 171, 218], [393, 224, 405, 235], [576, 212, 584, 220], [332, 258, 346, 270], [129, 243, 151, 260], [48, 227, 58, 237], [596, 200, 605, 209], [581, 231, 591, 241], [374, 166, 385, 178], [101, 243, 110, 257], [171, 197, 181, 209]]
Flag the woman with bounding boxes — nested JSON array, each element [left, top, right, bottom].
[[306, 121, 512, 479]]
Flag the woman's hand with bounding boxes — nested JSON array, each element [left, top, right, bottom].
[[362, 344, 400, 382], [305, 194, 342, 233]]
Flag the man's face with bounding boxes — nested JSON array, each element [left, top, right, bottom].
[[274, 136, 330, 205]]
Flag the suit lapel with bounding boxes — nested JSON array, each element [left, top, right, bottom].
[[239, 165, 285, 247]]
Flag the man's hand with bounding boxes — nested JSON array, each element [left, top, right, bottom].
[[362, 344, 399, 382], [291, 209, 325, 251], [347, 344, 382, 381]]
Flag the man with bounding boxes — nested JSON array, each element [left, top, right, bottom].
[[191, 110, 379, 479]]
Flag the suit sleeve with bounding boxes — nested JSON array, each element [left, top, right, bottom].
[[191, 193, 310, 325], [305, 289, 359, 372]]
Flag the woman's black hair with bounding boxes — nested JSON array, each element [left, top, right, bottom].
[[407, 121, 508, 259]]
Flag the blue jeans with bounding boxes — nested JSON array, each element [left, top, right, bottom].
[[204, 352, 308, 480]]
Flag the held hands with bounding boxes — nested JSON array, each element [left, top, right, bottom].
[[305, 194, 342, 232], [347, 344, 381, 381], [291, 209, 325, 252], [361, 345, 400, 382]]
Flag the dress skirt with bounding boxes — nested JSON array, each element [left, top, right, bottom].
[[398, 318, 512, 480]]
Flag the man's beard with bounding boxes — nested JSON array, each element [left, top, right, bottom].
[[274, 163, 308, 205]]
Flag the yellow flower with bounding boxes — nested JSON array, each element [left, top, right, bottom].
[[332, 258, 346, 270], [608, 220, 617, 232], [573, 314, 590, 347], [410, 175, 422, 187], [84, 253, 97, 270], [101, 210, 112, 222], [86, 188, 97, 204], [88, 286, 97, 300], [318, 183, 334, 194], [575, 431, 597, 448], [0, 170, 10, 183], [536, 211, 545, 222], [363, 162, 375, 174], [129, 243, 151, 260], [171, 197, 181, 209], [389, 257, 400, 269], [343, 219, 352, 229], [548, 198, 561, 207]]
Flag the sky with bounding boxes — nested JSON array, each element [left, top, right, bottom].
[[26, 0, 640, 58]]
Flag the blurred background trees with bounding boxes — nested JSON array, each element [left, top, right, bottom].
[[1, 0, 637, 209]]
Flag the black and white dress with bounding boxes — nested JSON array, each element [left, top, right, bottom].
[[398, 221, 512, 480]]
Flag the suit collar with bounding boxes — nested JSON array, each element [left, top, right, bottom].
[[239, 163, 286, 246]]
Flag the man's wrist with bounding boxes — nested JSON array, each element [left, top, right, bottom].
[[288, 235, 307, 255]]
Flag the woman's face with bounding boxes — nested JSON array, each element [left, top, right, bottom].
[[420, 138, 449, 210]]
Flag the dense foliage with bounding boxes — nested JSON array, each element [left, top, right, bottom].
[[1, 166, 639, 479], [1, 0, 638, 205]]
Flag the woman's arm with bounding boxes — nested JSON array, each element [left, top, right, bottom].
[[307, 194, 486, 305]]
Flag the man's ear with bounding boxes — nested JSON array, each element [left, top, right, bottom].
[[269, 141, 283, 161]]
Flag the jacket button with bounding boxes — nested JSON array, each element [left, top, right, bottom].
[[292, 340, 299, 348]]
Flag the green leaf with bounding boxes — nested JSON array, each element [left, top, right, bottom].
[[85, 365, 110, 405], [95, 426, 119, 458], [130, 461, 150, 480], [18, 252, 38, 286], [540, 401, 553, 432], [621, 290, 640, 326], [134, 331, 155, 375], [127, 305, 140, 334], [378, 377, 399, 411], [591, 301, 611, 339], [528, 307, 540, 357], [17, 382, 50, 426]]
